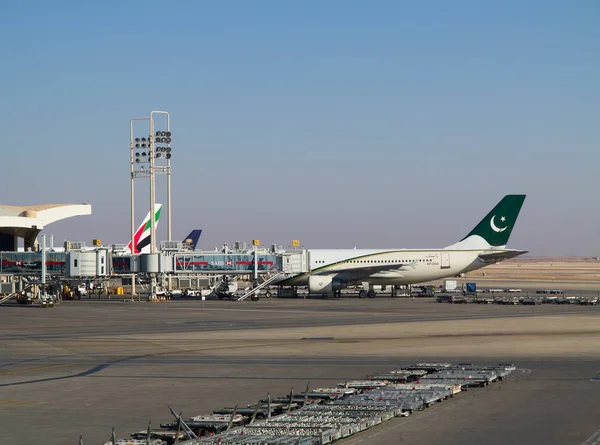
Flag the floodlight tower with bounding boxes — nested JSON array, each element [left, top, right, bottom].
[[130, 117, 151, 252], [129, 111, 172, 295], [130, 117, 152, 297]]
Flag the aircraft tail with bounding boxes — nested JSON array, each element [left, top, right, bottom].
[[182, 229, 202, 250], [127, 204, 163, 254], [446, 195, 526, 250]]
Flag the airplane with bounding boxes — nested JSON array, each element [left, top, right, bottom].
[[127, 204, 163, 254], [182, 229, 202, 251], [126, 206, 202, 254], [272, 195, 527, 298]]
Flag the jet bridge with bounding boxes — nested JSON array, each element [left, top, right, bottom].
[[168, 249, 308, 275]]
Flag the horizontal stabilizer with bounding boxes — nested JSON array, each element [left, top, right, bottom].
[[478, 250, 528, 264]]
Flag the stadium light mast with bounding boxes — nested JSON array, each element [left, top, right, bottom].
[[130, 117, 151, 296], [130, 112, 172, 252], [129, 111, 172, 295]]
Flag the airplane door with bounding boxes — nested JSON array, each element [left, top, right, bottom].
[[440, 252, 451, 269], [283, 256, 292, 273]]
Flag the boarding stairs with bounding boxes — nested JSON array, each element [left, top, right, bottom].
[[0, 291, 18, 305], [207, 275, 235, 297], [237, 270, 287, 301], [0, 282, 35, 305]]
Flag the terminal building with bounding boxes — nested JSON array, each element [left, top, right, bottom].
[[0, 203, 308, 300], [0, 204, 92, 251]]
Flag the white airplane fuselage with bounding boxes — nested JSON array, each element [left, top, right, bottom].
[[278, 248, 495, 287]]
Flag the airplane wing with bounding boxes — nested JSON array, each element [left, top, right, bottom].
[[313, 263, 413, 282], [478, 250, 528, 264]]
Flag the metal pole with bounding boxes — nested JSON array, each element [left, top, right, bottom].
[[149, 117, 157, 296], [149, 116, 156, 255], [166, 115, 171, 242], [253, 244, 258, 280], [130, 119, 136, 297], [41, 234, 46, 295], [130, 116, 151, 297]]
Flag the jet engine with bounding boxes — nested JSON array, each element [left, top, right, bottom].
[[308, 275, 343, 294]]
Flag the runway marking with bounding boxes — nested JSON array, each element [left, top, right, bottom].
[[0, 363, 72, 375], [0, 400, 48, 406], [581, 428, 600, 445]]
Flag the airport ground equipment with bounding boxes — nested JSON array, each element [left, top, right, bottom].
[[0, 284, 31, 305], [443, 279, 458, 292], [435, 291, 600, 306], [237, 271, 288, 301], [107, 362, 516, 445]]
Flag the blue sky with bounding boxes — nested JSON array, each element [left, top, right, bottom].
[[1, 1, 598, 255]]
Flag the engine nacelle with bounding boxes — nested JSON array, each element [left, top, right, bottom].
[[308, 275, 343, 294]]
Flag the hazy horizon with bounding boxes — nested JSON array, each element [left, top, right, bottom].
[[2, 1, 598, 256]]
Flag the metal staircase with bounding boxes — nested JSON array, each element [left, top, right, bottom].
[[0, 282, 34, 305], [237, 271, 287, 301], [206, 275, 235, 298]]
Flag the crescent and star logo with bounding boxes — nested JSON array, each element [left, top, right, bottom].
[[490, 215, 508, 233]]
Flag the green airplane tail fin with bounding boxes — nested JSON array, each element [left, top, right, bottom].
[[460, 195, 526, 248]]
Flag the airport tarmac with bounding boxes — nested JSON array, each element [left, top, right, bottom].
[[1, 298, 600, 445]]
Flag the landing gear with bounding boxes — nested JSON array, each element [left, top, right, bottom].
[[333, 290, 342, 299], [359, 290, 376, 298]]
